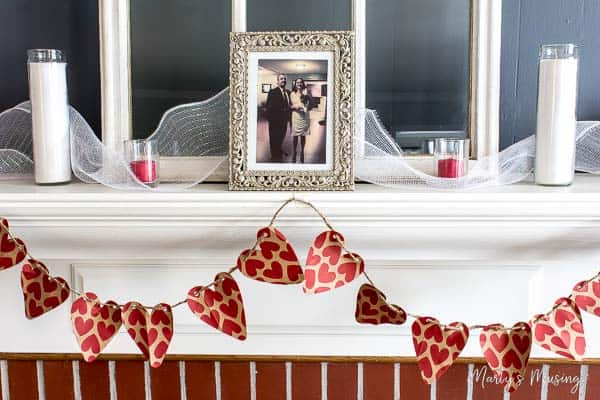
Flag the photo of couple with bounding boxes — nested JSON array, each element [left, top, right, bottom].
[[254, 59, 330, 166]]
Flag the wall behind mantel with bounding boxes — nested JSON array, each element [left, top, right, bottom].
[[0, 0, 598, 148], [500, 0, 600, 149], [0, 1, 100, 134]]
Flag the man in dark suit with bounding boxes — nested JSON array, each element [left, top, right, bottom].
[[265, 73, 291, 162]]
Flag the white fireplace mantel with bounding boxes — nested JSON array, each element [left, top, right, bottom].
[[1, 177, 599, 358]]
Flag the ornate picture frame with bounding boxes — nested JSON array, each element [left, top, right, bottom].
[[229, 31, 355, 191]]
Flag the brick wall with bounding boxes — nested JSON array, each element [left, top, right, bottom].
[[1, 357, 599, 399]]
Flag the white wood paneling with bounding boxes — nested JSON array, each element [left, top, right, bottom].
[[0, 179, 599, 356]]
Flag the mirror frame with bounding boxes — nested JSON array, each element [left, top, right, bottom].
[[99, 0, 501, 180]]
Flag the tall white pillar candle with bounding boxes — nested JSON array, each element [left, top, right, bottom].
[[534, 44, 579, 186], [27, 49, 71, 184]]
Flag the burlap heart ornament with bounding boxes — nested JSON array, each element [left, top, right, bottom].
[[122, 302, 173, 368], [572, 278, 600, 317], [529, 297, 585, 360], [71, 292, 122, 362], [355, 283, 406, 325], [186, 272, 247, 340], [237, 226, 304, 284], [0, 218, 27, 270], [21, 259, 70, 319], [412, 316, 469, 383], [480, 322, 532, 393], [303, 230, 364, 294]]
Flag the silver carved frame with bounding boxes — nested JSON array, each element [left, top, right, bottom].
[[228, 31, 355, 191]]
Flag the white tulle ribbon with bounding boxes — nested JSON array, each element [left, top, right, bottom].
[[0, 88, 229, 190], [1, 87, 600, 190], [358, 111, 600, 189]]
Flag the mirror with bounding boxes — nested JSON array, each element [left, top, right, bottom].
[[102, 0, 500, 167], [366, 0, 471, 154], [129, 0, 231, 139], [247, 0, 351, 31]]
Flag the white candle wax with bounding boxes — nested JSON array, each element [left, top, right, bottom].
[[535, 57, 578, 186], [28, 55, 71, 184]]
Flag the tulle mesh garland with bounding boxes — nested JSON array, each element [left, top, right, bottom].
[[0, 88, 229, 190], [358, 111, 600, 189], [0, 102, 34, 178], [2, 87, 600, 189]]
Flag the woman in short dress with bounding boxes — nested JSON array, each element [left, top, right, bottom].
[[290, 78, 313, 163]]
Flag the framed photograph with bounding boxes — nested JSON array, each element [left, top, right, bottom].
[[229, 31, 355, 191]]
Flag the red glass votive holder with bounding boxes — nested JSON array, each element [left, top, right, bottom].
[[434, 138, 469, 178], [125, 139, 160, 187]]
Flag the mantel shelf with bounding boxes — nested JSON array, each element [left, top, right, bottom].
[[3, 175, 600, 222]]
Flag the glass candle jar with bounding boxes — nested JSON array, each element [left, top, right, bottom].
[[27, 49, 71, 184], [535, 44, 579, 186], [434, 138, 469, 178], [125, 139, 160, 187]]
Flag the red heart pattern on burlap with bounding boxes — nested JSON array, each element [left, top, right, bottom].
[[237, 226, 304, 285], [411, 316, 469, 383], [355, 283, 407, 325], [71, 292, 122, 362], [0, 218, 27, 270], [122, 302, 173, 368], [480, 322, 532, 393], [303, 230, 364, 294], [572, 278, 600, 317], [186, 272, 247, 340], [20, 259, 70, 319], [529, 297, 585, 360]]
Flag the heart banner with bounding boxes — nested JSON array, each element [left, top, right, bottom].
[[480, 322, 532, 393], [237, 226, 304, 284], [529, 297, 585, 360], [20, 259, 70, 319], [122, 302, 173, 368], [303, 230, 364, 294], [355, 283, 407, 325], [572, 278, 600, 317], [71, 292, 122, 362], [0, 218, 27, 270], [1, 204, 599, 387], [186, 272, 247, 340], [411, 316, 469, 383]]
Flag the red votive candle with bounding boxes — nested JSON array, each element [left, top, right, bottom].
[[433, 138, 469, 178], [125, 139, 160, 187], [437, 158, 465, 178], [130, 160, 157, 183]]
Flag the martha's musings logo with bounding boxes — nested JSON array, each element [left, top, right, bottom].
[[472, 366, 580, 394]]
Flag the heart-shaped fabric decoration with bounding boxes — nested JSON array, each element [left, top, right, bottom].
[[0, 218, 27, 270], [20, 259, 70, 319], [529, 297, 585, 360], [411, 316, 469, 383], [479, 322, 532, 393], [122, 302, 173, 368], [186, 272, 247, 340], [70, 292, 122, 362], [572, 277, 600, 317], [237, 226, 303, 284], [303, 230, 364, 294], [355, 283, 406, 325]]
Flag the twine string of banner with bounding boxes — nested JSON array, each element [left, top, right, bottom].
[[3, 198, 600, 331]]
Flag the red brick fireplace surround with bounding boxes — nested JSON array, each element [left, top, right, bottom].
[[0, 355, 598, 400]]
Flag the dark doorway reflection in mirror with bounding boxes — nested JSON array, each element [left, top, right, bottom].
[[247, 0, 351, 31], [130, 0, 231, 139], [366, 0, 471, 154]]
